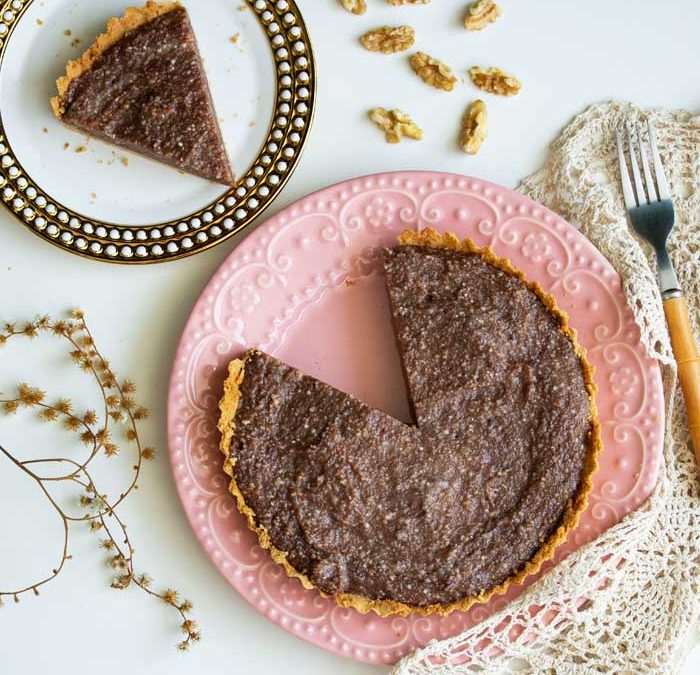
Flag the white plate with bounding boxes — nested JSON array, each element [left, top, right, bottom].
[[0, 0, 315, 262]]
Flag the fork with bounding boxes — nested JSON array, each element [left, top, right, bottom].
[[616, 121, 700, 464]]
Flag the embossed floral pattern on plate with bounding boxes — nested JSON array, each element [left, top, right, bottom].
[[167, 171, 664, 665]]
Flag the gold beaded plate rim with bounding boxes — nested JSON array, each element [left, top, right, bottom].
[[0, 0, 316, 264]]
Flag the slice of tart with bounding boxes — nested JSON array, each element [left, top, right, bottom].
[[218, 228, 602, 616], [51, 1, 234, 185]]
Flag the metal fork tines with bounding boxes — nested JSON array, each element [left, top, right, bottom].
[[615, 120, 680, 295]]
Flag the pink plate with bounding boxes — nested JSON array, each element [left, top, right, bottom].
[[167, 171, 664, 665]]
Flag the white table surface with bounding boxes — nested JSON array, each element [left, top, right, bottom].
[[2, 0, 699, 673]]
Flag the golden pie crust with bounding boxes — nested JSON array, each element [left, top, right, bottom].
[[51, 1, 181, 118], [218, 227, 603, 617]]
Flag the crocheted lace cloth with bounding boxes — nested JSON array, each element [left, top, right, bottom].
[[394, 101, 700, 675]]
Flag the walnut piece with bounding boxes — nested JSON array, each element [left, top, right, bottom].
[[464, 0, 502, 31], [360, 25, 415, 54], [460, 99, 487, 154], [469, 66, 521, 95], [369, 108, 423, 143], [410, 52, 458, 91], [387, 0, 431, 5], [339, 0, 366, 15]]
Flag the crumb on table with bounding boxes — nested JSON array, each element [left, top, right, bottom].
[[64, 29, 71, 36], [36, 18, 43, 25], [248, 120, 256, 127], [230, 32, 240, 43], [75, 145, 86, 153], [238, 4, 248, 10], [42, 127, 48, 133], [90, 192, 97, 199], [121, 157, 129, 167], [63, 142, 69, 150]]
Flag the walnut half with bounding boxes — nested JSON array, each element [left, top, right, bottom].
[[410, 52, 458, 92], [339, 0, 366, 15], [464, 0, 502, 31], [469, 66, 521, 96], [369, 108, 423, 143], [460, 100, 487, 154], [360, 26, 415, 54]]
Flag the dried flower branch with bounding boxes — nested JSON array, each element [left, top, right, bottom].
[[0, 311, 199, 651]]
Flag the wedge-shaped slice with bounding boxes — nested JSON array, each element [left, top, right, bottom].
[[51, 1, 233, 185]]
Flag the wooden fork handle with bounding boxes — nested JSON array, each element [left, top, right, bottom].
[[663, 294, 700, 464]]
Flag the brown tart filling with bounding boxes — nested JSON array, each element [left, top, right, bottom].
[[51, 1, 233, 185], [218, 228, 601, 616]]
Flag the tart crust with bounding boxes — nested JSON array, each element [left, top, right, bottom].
[[50, 1, 181, 118], [218, 227, 603, 617]]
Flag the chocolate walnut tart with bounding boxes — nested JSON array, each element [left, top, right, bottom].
[[51, 2, 233, 185], [218, 228, 601, 616]]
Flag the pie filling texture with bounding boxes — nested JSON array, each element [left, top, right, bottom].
[[218, 228, 601, 616], [51, 1, 234, 185]]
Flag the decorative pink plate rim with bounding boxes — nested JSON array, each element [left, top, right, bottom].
[[167, 170, 665, 666]]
